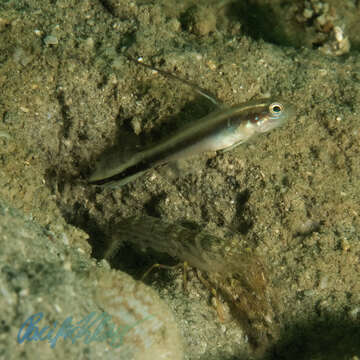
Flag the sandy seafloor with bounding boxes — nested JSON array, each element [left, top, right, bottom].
[[0, 0, 360, 359]]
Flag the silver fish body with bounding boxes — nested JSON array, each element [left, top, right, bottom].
[[89, 99, 294, 187]]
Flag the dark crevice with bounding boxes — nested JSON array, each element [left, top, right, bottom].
[[56, 89, 72, 139], [226, 0, 294, 46], [98, 0, 115, 16], [232, 189, 253, 235]]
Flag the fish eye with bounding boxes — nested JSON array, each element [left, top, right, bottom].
[[269, 102, 283, 115]]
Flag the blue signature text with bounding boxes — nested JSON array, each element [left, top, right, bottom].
[[17, 311, 152, 348]]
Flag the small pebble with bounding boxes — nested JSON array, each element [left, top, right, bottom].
[[348, 307, 360, 320], [84, 37, 94, 49], [303, 8, 313, 19], [0, 131, 11, 139], [43, 35, 58, 46], [318, 275, 329, 290]]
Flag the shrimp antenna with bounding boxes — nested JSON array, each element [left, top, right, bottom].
[[126, 55, 222, 107]]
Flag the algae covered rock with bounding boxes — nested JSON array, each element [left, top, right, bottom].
[[0, 198, 183, 360]]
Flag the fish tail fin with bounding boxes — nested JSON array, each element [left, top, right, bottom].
[[95, 169, 148, 189]]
